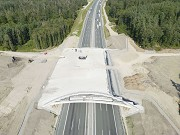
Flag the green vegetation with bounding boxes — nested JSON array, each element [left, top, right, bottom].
[[102, 7, 110, 38], [71, 1, 93, 36], [126, 117, 135, 135], [105, 0, 180, 49], [0, 0, 87, 51]]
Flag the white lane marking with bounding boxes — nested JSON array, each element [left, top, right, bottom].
[[102, 129, 103, 135], [106, 104, 107, 112], [100, 104, 102, 111], [71, 119, 74, 131], [94, 104, 96, 135], [88, 103, 93, 135], [109, 130, 111, 135], [85, 103, 87, 135], [78, 118, 80, 130], [62, 103, 70, 135], [91, 0, 100, 47], [112, 105, 118, 135]]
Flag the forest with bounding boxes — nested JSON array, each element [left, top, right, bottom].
[[106, 0, 180, 50], [0, 0, 87, 51]]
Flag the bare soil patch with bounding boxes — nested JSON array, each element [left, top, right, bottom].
[[158, 49, 180, 54], [126, 100, 178, 135], [128, 37, 145, 52], [107, 35, 126, 50], [0, 55, 26, 81], [0, 55, 26, 104], [124, 74, 146, 91], [145, 56, 180, 98], [23, 106, 55, 135]]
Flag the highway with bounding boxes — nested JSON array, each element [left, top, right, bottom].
[[56, 103, 87, 135], [56, 103, 124, 135], [94, 0, 105, 48], [56, 0, 125, 135], [78, 0, 99, 47], [95, 104, 124, 135]]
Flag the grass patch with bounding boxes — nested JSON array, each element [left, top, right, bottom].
[[70, 1, 93, 36], [0, 46, 4, 51], [16, 40, 36, 52], [102, 6, 110, 38], [104, 26, 110, 39], [87, 0, 92, 2], [126, 117, 134, 135], [111, 23, 117, 32], [16, 40, 57, 52], [33, 46, 57, 52]]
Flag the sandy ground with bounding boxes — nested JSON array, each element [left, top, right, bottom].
[[127, 100, 178, 135], [23, 106, 56, 135], [0, 54, 58, 135], [0, 35, 79, 135], [103, 1, 180, 134], [158, 49, 180, 54], [145, 56, 180, 97], [106, 34, 127, 50], [0, 55, 26, 103]]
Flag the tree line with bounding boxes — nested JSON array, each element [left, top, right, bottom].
[[0, 0, 87, 51], [106, 0, 180, 50]]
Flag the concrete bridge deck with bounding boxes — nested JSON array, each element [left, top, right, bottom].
[[38, 48, 143, 115]]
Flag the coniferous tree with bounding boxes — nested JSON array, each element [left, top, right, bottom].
[[0, 0, 87, 51], [106, 0, 180, 49]]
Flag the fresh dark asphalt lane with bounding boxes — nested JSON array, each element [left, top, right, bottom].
[[56, 103, 125, 135], [80, 0, 98, 48], [56, 103, 87, 135], [95, 1, 104, 48], [96, 103, 125, 135], [96, 103, 116, 135]]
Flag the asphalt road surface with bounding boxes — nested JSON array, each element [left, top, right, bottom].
[[56, 103, 87, 135], [56, 103, 125, 135], [79, 0, 99, 47], [56, 0, 125, 134], [94, 0, 105, 48], [96, 104, 124, 135]]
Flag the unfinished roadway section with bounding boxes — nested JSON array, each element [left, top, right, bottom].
[[38, 48, 143, 115]]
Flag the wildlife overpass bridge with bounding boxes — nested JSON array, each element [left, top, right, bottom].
[[38, 48, 143, 115]]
